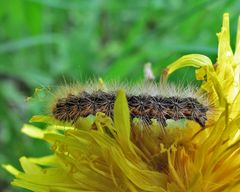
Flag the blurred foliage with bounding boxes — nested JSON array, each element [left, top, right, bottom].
[[0, 0, 239, 191]]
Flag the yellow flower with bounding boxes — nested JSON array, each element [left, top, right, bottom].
[[3, 13, 240, 192]]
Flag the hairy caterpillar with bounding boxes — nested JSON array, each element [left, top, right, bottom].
[[51, 83, 209, 127]]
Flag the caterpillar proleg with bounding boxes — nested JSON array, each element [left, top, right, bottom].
[[51, 82, 209, 127]]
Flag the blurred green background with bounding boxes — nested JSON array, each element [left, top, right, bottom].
[[0, 0, 239, 191]]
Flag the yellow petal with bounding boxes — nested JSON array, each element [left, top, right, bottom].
[[19, 157, 43, 174], [217, 13, 234, 77], [21, 124, 44, 139], [111, 147, 167, 192], [114, 89, 131, 143], [2, 164, 20, 176], [163, 54, 213, 80]]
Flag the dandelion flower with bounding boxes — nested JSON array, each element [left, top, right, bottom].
[[3, 13, 240, 192]]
